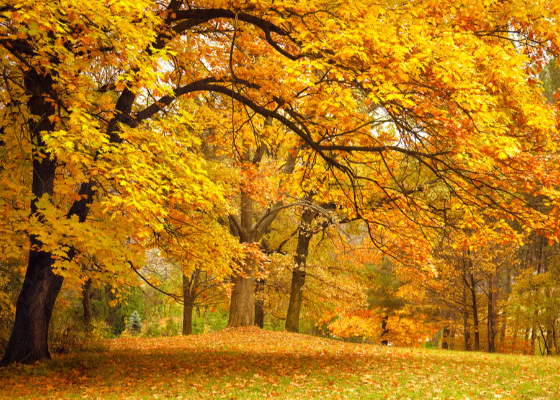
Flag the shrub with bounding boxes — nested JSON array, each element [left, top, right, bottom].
[[127, 310, 142, 334]]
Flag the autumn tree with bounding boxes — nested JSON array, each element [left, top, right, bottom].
[[2, 0, 560, 365]]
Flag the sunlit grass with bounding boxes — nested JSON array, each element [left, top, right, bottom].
[[1, 327, 558, 399]]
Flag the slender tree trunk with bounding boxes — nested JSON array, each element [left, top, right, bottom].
[[470, 273, 480, 351], [285, 207, 316, 332], [442, 326, 450, 350], [450, 327, 456, 350], [487, 286, 495, 352], [546, 328, 553, 355], [553, 322, 558, 354], [254, 278, 264, 328], [381, 315, 389, 345], [487, 271, 499, 353], [463, 286, 471, 351], [530, 326, 537, 354], [105, 285, 119, 329], [82, 278, 93, 331], [499, 269, 511, 343]]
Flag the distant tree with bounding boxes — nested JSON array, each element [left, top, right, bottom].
[[127, 311, 142, 334]]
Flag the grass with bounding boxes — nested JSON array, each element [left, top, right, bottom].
[[0, 327, 559, 399]]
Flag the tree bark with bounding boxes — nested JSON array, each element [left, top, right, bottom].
[[1, 251, 63, 365], [463, 286, 471, 351], [2, 56, 135, 364], [442, 327, 450, 349], [254, 278, 265, 328], [499, 269, 511, 343], [227, 142, 298, 328], [0, 70, 61, 366], [228, 274, 255, 327], [182, 270, 199, 335], [285, 207, 316, 332], [82, 278, 93, 330], [105, 285, 119, 331], [228, 189, 256, 327], [470, 273, 480, 351], [486, 271, 499, 353], [381, 315, 389, 345]]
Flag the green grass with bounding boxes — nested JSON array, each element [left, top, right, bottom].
[[1, 327, 558, 399]]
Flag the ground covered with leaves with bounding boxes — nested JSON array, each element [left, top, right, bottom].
[[0, 328, 558, 399]]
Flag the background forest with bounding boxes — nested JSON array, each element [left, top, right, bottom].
[[2, 0, 560, 369]]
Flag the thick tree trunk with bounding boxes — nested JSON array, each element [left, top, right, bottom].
[[0, 70, 61, 366], [285, 269, 306, 332], [0, 251, 63, 365], [227, 143, 296, 329], [183, 300, 193, 335], [2, 59, 134, 364], [182, 270, 199, 335], [285, 207, 316, 333], [228, 190, 256, 327], [228, 274, 255, 327], [82, 278, 93, 330]]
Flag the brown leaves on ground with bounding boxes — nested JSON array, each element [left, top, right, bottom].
[[1, 327, 559, 399]]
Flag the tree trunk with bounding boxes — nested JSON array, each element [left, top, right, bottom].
[[2, 62, 134, 365], [105, 285, 119, 330], [228, 184, 256, 327], [487, 290, 495, 352], [470, 273, 480, 351], [0, 251, 63, 365], [82, 278, 93, 331], [487, 271, 499, 353], [381, 315, 389, 345], [442, 327, 449, 349], [450, 328, 456, 350], [228, 274, 255, 327], [254, 278, 264, 328], [227, 143, 296, 329], [0, 70, 61, 366], [499, 269, 511, 343], [285, 207, 316, 332], [182, 270, 199, 335], [183, 300, 193, 335], [546, 328, 553, 355], [463, 286, 471, 351], [285, 269, 306, 332]]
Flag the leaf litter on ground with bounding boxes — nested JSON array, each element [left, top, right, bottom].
[[0, 327, 559, 399]]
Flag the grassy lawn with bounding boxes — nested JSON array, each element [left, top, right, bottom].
[[0, 327, 558, 399]]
